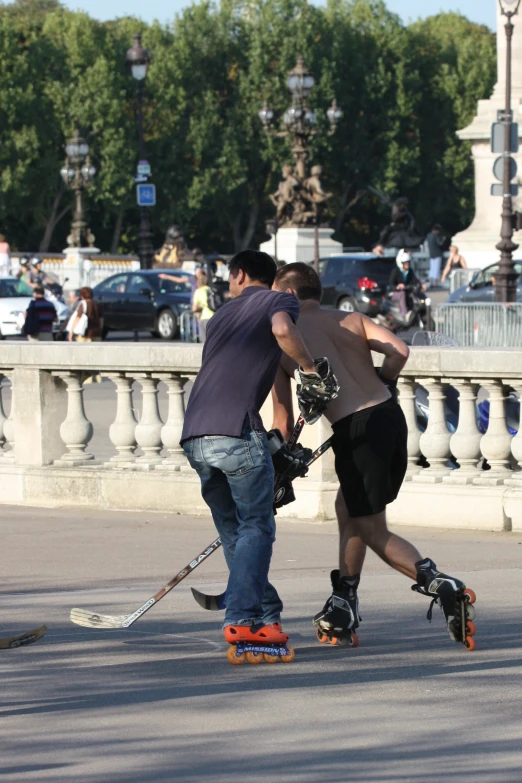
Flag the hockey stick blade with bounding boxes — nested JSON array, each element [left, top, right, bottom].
[[0, 624, 47, 650], [191, 587, 226, 611], [70, 537, 223, 630]]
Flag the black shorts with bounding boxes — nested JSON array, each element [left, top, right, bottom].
[[332, 399, 408, 518]]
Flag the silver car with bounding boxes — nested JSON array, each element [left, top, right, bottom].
[[448, 262, 522, 303]]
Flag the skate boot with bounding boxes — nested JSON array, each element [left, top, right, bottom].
[[412, 558, 477, 651], [313, 570, 361, 648], [224, 623, 295, 666]]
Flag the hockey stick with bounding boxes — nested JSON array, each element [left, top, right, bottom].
[[70, 539, 222, 630], [191, 435, 333, 611], [70, 420, 308, 631], [0, 624, 47, 650]]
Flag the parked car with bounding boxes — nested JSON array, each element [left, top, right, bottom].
[[448, 262, 522, 303], [318, 253, 397, 315], [93, 269, 193, 339], [0, 277, 69, 338]]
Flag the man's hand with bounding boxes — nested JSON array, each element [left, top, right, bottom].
[[267, 429, 313, 481], [376, 367, 398, 402], [397, 283, 405, 290], [295, 358, 340, 424]]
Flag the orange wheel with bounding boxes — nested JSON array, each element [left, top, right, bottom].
[[464, 636, 476, 651], [263, 653, 278, 664], [329, 636, 339, 646], [351, 633, 359, 648], [315, 628, 328, 644], [464, 588, 476, 605], [466, 621, 476, 637], [227, 646, 245, 665], [245, 651, 263, 665], [280, 646, 295, 663]]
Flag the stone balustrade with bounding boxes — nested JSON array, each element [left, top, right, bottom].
[[0, 343, 521, 531]]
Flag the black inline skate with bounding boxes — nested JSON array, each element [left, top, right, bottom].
[[412, 558, 477, 651], [313, 570, 360, 647]]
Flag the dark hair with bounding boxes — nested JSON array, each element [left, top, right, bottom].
[[34, 286, 45, 296], [228, 249, 277, 287], [433, 224, 442, 232], [274, 262, 322, 302], [79, 286, 94, 300]]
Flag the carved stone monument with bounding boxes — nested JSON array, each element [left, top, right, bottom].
[[453, 2, 522, 268]]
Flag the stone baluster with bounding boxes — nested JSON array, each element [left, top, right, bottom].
[[106, 373, 137, 465], [1, 371, 14, 460], [155, 373, 187, 470], [506, 382, 522, 486], [0, 374, 7, 449], [412, 378, 452, 483], [444, 380, 482, 484], [397, 377, 421, 478], [474, 379, 513, 485], [134, 373, 163, 467], [53, 371, 95, 465]]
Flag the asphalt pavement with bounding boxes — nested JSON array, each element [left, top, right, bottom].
[[1, 507, 521, 783]]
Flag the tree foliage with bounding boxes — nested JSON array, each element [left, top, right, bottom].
[[0, 0, 496, 253]]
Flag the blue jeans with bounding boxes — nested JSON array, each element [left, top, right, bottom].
[[183, 426, 283, 627]]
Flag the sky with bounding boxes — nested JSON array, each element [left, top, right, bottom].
[[61, 0, 495, 30]]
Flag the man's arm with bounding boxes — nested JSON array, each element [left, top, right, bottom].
[[362, 316, 410, 380], [271, 311, 315, 372], [271, 364, 295, 442]]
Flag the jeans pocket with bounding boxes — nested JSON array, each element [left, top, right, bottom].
[[205, 436, 254, 476]]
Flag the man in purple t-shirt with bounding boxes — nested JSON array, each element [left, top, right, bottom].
[[182, 250, 336, 652]]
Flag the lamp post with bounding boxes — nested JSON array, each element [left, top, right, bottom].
[[127, 33, 154, 270], [259, 56, 341, 271], [495, 0, 522, 302], [60, 130, 96, 248]]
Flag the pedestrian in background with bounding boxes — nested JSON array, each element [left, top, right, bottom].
[[22, 286, 57, 342], [192, 268, 214, 341], [426, 224, 446, 289], [68, 287, 102, 343], [441, 245, 467, 285], [0, 233, 11, 277]]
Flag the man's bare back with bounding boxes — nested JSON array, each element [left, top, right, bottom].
[[278, 301, 409, 424]]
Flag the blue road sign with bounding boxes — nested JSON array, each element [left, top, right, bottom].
[[137, 184, 156, 207]]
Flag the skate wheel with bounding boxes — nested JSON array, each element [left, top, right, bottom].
[[463, 588, 476, 605], [465, 604, 476, 621], [245, 651, 263, 665], [350, 632, 359, 648], [465, 620, 476, 637], [315, 628, 329, 644], [464, 636, 476, 651], [227, 646, 245, 665], [329, 636, 339, 646], [280, 646, 295, 663], [263, 653, 279, 664]]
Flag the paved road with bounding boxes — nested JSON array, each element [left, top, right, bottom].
[[1, 507, 521, 782]]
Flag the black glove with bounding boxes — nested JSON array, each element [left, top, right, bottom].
[[274, 477, 296, 510], [376, 367, 398, 403], [267, 429, 313, 481], [295, 358, 340, 425]]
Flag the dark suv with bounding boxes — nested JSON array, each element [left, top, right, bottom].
[[319, 254, 397, 315]]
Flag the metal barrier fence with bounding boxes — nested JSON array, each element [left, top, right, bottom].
[[179, 311, 201, 342], [436, 303, 522, 347], [449, 268, 480, 293]]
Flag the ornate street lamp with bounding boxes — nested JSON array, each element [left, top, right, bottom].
[[495, 0, 522, 302], [61, 130, 96, 248], [127, 33, 154, 270], [259, 56, 341, 270]]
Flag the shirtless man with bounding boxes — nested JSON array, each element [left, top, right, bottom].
[[271, 262, 477, 650]]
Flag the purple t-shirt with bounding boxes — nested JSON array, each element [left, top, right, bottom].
[[181, 286, 300, 441]]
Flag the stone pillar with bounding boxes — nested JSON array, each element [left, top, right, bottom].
[[134, 374, 163, 467], [53, 371, 95, 465], [452, 2, 522, 267], [473, 379, 513, 484], [106, 373, 137, 465], [398, 377, 421, 478], [259, 227, 342, 264], [412, 378, 452, 482], [156, 373, 187, 470], [0, 373, 8, 448], [12, 368, 67, 466], [0, 371, 14, 461], [444, 380, 482, 484], [506, 381, 522, 485]]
